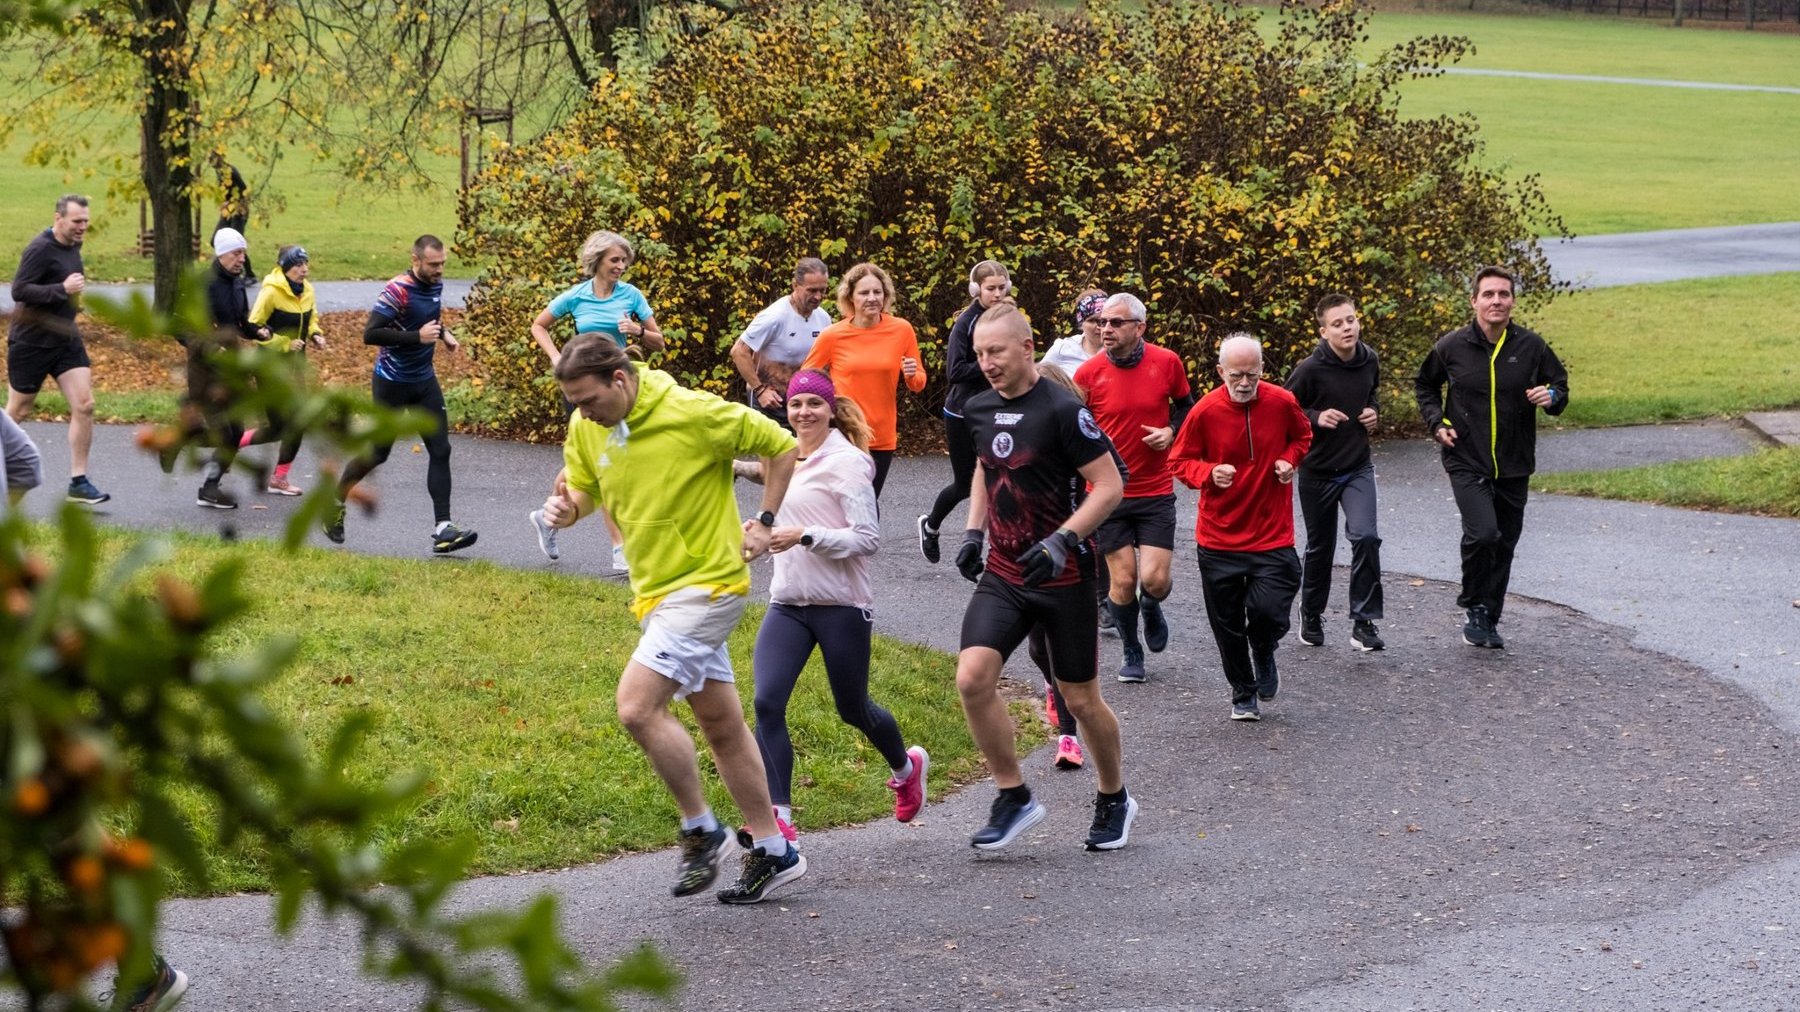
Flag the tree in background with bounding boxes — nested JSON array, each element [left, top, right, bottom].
[[0, 279, 675, 1010], [458, 0, 1565, 442]]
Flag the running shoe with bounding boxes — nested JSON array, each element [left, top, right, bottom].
[[1054, 735, 1085, 770], [1253, 649, 1279, 702], [1486, 619, 1506, 650], [1141, 596, 1169, 653], [970, 790, 1046, 851], [672, 823, 737, 897], [1099, 605, 1119, 638], [66, 477, 110, 505], [1044, 688, 1060, 729], [1230, 699, 1261, 722], [772, 807, 797, 843], [1117, 643, 1146, 684], [529, 509, 560, 561], [917, 514, 940, 564], [432, 522, 479, 555], [323, 501, 346, 544], [111, 954, 188, 1011], [1463, 605, 1500, 649], [1299, 611, 1324, 647], [1085, 791, 1139, 851], [1352, 620, 1385, 652], [196, 482, 237, 510], [717, 830, 807, 904], [266, 475, 303, 496], [888, 745, 929, 822]]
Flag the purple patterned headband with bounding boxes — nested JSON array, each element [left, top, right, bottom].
[[1075, 292, 1108, 324], [786, 368, 836, 410]]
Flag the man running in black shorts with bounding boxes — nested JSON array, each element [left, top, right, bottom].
[[954, 303, 1137, 852], [327, 235, 477, 553]]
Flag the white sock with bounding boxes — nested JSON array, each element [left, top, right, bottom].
[[679, 810, 718, 834], [891, 757, 914, 781], [434, 521, 451, 535], [752, 833, 789, 857], [773, 805, 793, 825]]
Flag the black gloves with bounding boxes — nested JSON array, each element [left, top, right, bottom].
[[956, 529, 987, 583], [1017, 530, 1076, 588]]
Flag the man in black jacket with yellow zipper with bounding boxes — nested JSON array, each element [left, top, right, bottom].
[[1415, 266, 1569, 650]]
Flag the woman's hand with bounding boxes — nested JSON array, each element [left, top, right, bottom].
[[901, 356, 919, 379], [767, 525, 806, 553]]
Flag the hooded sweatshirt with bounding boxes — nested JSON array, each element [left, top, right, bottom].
[[1283, 338, 1380, 477], [248, 266, 321, 350], [563, 368, 797, 620], [1168, 383, 1312, 553], [769, 427, 881, 609]]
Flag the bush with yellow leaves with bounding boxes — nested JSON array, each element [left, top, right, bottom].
[[458, 0, 1563, 442]]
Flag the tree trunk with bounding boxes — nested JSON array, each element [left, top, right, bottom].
[[585, 0, 639, 69], [138, 0, 195, 314]]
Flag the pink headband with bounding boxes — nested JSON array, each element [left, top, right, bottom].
[[786, 369, 836, 410]]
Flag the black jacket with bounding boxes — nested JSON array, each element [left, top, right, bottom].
[[941, 301, 988, 417], [8, 228, 84, 348], [1285, 338, 1380, 476], [1414, 319, 1569, 479], [204, 259, 259, 345]]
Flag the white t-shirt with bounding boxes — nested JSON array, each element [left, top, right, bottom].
[[1039, 333, 1098, 376], [740, 297, 831, 368]]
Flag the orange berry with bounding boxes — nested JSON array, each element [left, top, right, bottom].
[[65, 855, 105, 895], [12, 779, 50, 816]]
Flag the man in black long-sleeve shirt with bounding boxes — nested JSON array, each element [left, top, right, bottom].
[[1286, 293, 1385, 652], [1414, 266, 1570, 650], [167, 227, 269, 509], [6, 194, 108, 504]]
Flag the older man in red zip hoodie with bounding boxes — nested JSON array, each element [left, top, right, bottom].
[[1169, 333, 1312, 722]]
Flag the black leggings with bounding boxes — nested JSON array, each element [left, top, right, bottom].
[[244, 404, 305, 466], [753, 603, 908, 806], [339, 375, 453, 523], [925, 413, 976, 530], [871, 449, 895, 499]]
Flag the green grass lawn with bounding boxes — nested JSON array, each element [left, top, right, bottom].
[[60, 526, 1016, 896], [1526, 272, 1800, 426], [1535, 445, 1800, 517]]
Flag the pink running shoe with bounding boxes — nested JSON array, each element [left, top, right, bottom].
[[888, 745, 929, 822], [1044, 688, 1060, 729], [772, 807, 797, 843], [267, 466, 303, 496], [1054, 735, 1085, 770]]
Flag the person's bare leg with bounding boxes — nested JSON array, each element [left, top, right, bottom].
[[1056, 679, 1123, 795], [956, 646, 1021, 787], [686, 678, 780, 841], [1138, 546, 1174, 600], [1106, 546, 1140, 607], [6, 389, 37, 424], [614, 661, 707, 817], [54, 368, 95, 477]]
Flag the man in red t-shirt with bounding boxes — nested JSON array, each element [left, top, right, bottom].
[[1169, 334, 1312, 722], [1074, 293, 1196, 684]]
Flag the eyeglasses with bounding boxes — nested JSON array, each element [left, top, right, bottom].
[[1095, 317, 1142, 328], [1222, 370, 1263, 382]]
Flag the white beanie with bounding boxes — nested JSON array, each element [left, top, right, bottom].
[[212, 227, 247, 256]]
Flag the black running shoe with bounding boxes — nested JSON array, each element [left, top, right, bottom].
[[66, 477, 110, 505], [672, 824, 737, 897], [323, 502, 346, 544], [971, 790, 1046, 850], [1141, 596, 1169, 653], [1463, 606, 1500, 649], [1117, 643, 1146, 683], [196, 482, 238, 510], [1352, 620, 1385, 651], [1230, 699, 1261, 721], [716, 829, 808, 904], [1299, 612, 1324, 647], [1486, 620, 1505, 650], [1085, 791, 1139, 851], [1253, 648, 1279, 702], [917, 514, 940, 564], [1098, 603, 1118, 637], [432, 522, 479, 554]]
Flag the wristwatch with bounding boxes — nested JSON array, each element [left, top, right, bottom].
[[800, 533, 815, 547], [1056, 528, 1080, 551], [755, 510, 777, 528]]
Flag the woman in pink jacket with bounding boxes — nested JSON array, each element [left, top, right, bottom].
[[748, 369, 928, 840]]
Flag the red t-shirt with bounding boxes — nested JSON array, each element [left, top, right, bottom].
[[1074, 344, 1192, 498]]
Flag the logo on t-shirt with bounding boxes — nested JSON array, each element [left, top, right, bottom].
[[1077, 409, 1103, 441], [994, 412, 1024, 426], [991, 432, 1015, 459]]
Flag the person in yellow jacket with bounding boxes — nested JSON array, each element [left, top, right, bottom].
[[242, 244, 327, 494], [539, 334, 809, 906]]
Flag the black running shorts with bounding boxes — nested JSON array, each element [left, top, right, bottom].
[[7, 339, 90, 395], [960, 572, 1100, 684], [1097, 493, 1177, 555]]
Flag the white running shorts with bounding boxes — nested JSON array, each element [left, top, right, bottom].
[[631, 586, 749, 700]]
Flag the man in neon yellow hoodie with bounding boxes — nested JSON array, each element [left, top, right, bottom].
[[541, 334, 806, 905]]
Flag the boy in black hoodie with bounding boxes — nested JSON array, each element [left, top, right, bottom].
[[1285, 293, 1385, 651]]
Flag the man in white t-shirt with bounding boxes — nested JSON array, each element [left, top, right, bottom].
[[730, 258, 832, 427]]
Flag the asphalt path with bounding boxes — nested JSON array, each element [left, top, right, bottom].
[[1440, 67, 1800, 95], [14, 417, 1800, 1011]]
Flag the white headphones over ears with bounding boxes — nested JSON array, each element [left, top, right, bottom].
[[968, 260, 1014, 300]]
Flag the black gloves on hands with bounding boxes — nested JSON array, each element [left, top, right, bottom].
[[1017, 530, 1075, 588], [956, 529, 987, 583]]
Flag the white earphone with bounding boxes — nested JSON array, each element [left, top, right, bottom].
[[968, 260, 1013, 299]]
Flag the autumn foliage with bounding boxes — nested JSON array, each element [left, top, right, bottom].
[[458, 0, 1564, 441]]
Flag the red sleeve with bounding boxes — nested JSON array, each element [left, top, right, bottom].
[[1164, 351, 1191, 401], [1167, 403, 1215, 490], [1280, 393, 1313, 467]]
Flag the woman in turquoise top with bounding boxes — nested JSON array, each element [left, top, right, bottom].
[[530, 230, 664, 365]]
